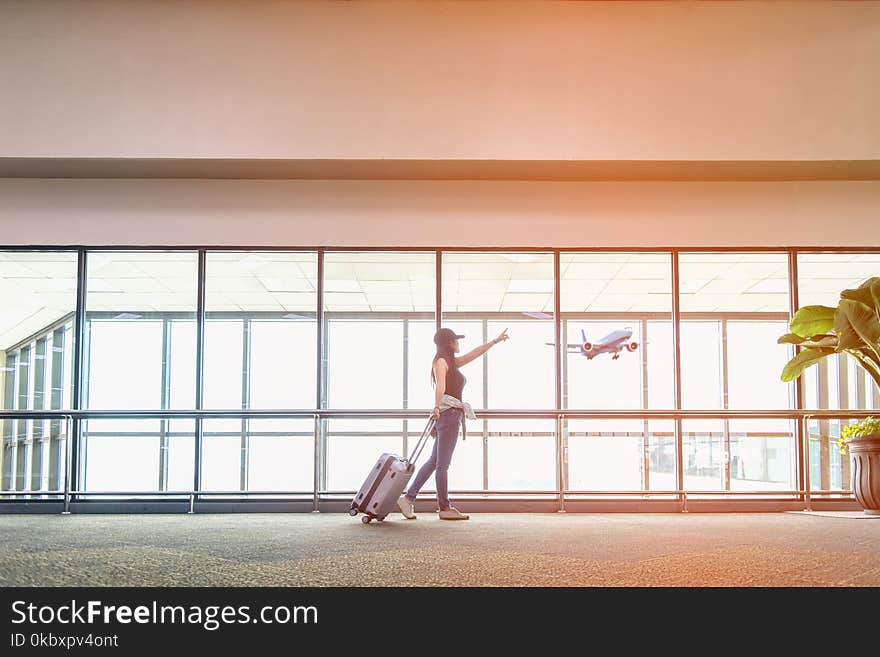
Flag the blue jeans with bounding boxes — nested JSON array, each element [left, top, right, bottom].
[[405, 408, 462, 510]]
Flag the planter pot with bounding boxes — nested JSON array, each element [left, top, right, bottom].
[[847, 433, 880, 515]]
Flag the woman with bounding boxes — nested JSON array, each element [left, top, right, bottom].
[[397, 326, 509, 520]]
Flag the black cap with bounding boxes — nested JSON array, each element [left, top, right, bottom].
[[434, 327, 465, 345]]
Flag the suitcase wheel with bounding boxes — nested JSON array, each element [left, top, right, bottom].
[[361, 516, 372, 524], [349, 508, 358, 517]]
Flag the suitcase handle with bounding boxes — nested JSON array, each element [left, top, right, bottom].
[[406, 416, 436, 465]]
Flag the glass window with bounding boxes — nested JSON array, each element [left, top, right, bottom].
[[85, 251, 198, 417], [205, 251, 318, 412], [443, 253, 554, 409], [165, 431, 194, 493], [406, 319, 444, 411], [679, 253, 792, 410], [561, 253, 673, 410], [203, 320, 244, 431], [486, 419, 556, 492], [325, 419, 404, 492], [682, 420, 725, 492], [566, 419, 675, 493], [82, 251, 197, 491], [81, 419, 196, 495], [798, 253, 880, 411], [324, 252, 435, 431], [0, 251, 78, 399], [201, 418, 246, 494], [2, 352, 16, 491], [202, 251, 318, 492], [728, 419, 796, 492], [807, 418, 851, 492], [247, 419, 314, 494], [727, 321, 793, 409]]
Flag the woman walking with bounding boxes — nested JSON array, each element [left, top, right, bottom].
[[397, 326, 508, 520]]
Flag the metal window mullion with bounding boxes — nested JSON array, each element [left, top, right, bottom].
[[240, 318, 251, 493], [553, 251, 564, 510], [641, 318, 650, 492], [789, 250, 806, 505], [482, 319, 489, 493], [48, 326, 65, 491], [838, 354, 851, 490], [721, 319, 731, 492], [66, 248, 88, 513], [817, 358, 830, 490], [435, 250, 442, 333], [402, 317, 409, 458], [671, 251, 684, 510], [17, 344, 32, 492], [314, 249, 324, 511], [158, 319, 171, 492], [561, 320, 569, 492], [191, 249, 206, 513]]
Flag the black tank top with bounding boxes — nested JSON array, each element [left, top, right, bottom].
[[439, 356, 466, 400]]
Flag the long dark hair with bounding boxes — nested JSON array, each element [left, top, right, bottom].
[[431, 338, 457, 386]]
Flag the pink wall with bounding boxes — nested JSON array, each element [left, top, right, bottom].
[[1, 1, 878, 161], [2, 179, 878, 248]]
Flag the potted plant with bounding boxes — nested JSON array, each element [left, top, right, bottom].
[[778, 277, 880, 514]]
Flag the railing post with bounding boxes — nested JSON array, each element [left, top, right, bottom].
[[671, 252, 685, 512]]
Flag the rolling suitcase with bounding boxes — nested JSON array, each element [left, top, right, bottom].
[[349, 417, 435, 524]]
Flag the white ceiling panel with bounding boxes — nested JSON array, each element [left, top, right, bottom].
[[324, 292, 369, 308], [324, 279, 362, 293], [602, 278, 671, 295], [456, 279, 508, 294], [135, 261, 197, 278], [746, 279, 790, 294], [500, 293, 552, 311], [240, 304, 283, 312], [157, 277, 198, 292], [206, 277, 266, 292], [87, 261, 149, 278], [256, 276, 314, 293], [223, 292, 278, 306], [360, 281, 411, 294], [507, 279, 554, 293], [586, 294, 639, 312], [561, 262, 624, 279], [448, 263, 516, 280], [363, 293, 415, 309], [560, 279, 611, 295], [270, 292, 317, 310], [616, 262, 672, 279], [510, 263, 553, 279]]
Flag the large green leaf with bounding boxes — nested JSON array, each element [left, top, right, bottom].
[[781, 347, 835, 382], [802, 335, 839, 348], [836, 299, 880, 353], [789, 305, 836, 338], [778, 332, 838, 348], [841, 277, 880, 312]]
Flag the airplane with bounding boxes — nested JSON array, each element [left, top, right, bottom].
[[546, 327, 638, 360]]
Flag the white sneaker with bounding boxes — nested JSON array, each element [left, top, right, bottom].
[[397, 496, 416, 519], [438, 507, 469, 520]]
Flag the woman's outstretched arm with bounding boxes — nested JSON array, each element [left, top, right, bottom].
[[455, 328, 509, 368]]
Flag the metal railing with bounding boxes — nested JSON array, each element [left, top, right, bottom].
[[0, 408, 873, 513]]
